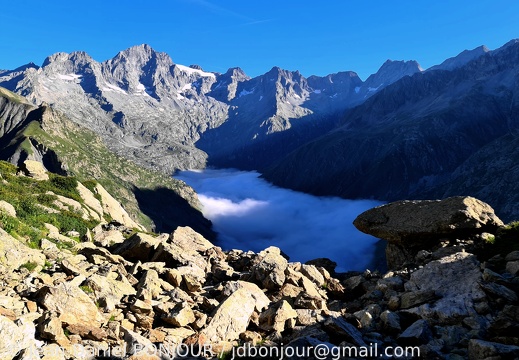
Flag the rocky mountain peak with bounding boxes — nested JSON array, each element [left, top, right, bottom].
[[364, 59, 422, 90], [428, 45, 490, 72], [209, 67, 250, 102], [227, 66, 248, 79]]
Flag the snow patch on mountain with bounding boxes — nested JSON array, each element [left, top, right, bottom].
[[176, 64, 215, 78]]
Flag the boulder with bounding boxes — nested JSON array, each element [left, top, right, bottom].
[[76, 182, 103, 218], [259, 300, 298, 332], [0, 315, 38, 359], [398, 319, 433, 346], [323, 315, 367, 347], [0, 228, 45, 270], [20, 160, 49, 180], [0, 200, 16, 217], [404, 252, 485, 323], [136, 269, 162, 301], [353, 196, 503, 247], [158, 302, 195, 327], [249, 246, 288, 290], [85, 272, 137, 308], [201, 281, 270, 344], [468, 339, 519, 359], [36, 282, 104, 328], [169, 226, 214, 252], [113, 232, 163, 262]]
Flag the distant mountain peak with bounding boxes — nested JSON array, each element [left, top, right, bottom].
[[364, 59, 422, 89], [428, 45, 490, 72]]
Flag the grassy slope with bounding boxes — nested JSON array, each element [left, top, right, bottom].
[[0, 88, 213, 237]]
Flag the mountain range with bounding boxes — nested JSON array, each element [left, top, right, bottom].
[[2, 40, 519, 221]]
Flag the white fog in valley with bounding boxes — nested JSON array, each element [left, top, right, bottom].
[[176, 169, 383, 271]]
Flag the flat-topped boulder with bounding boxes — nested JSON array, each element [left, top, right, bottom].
[[353, 196, 503, 247]]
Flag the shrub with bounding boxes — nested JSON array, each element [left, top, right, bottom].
[[0, 211, 16, 233], [20, 261, 39, 272], [80, 285, 93, 294]]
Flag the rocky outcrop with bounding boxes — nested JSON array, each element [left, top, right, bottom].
[[95, 183, 144, 230], [19, 159, 49, 180], [354, 196, 503, 269], [354, 196, 503, 246], [1, 189, 518, 359], [0, 228, 45, 270]]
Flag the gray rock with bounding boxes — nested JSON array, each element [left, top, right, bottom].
[[0, 315, 38, 359], [0, 200, 16, 217], [259, 300, 298, 332], [506, 260, 519, 276], [300, 264, 326, 287], [353, 196, 503, 247], [112, 232, 163, 262], [404, 252, 486, 323], [398, 319, 433, 346], [36, 282, 104, 328], [0, 228, 46, 271], [249, 246, 288, 290], [505, 250, 519, 262], [479, 281, 518, 303], [468, 339, 519, 360], [380, 310, 401, 333], [323, 315, 367, 347], [400, 290, 438, 309], [201, 281, 270, 343], [159, 302, 196, 327]]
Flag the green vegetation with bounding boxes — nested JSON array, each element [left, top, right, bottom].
[[0, 87, 29, 104], [79, 285, 94, 294], [477, 222, 519, 262], [493, 221, 519, 253], [19, 261, 39, 272], [0, 160, 99, 246], [19, 109, 199, 230]]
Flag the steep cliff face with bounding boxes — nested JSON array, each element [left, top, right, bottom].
[[263, 41, 519, 221]]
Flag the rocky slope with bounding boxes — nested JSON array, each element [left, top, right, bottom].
[[1, 170, 518, 359], [264, 39, 519, 222], [0, 87, 213, 238], [0, 45, 422, 173]]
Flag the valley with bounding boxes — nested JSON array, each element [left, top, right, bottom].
[[175, 168, 383, 271], [2, 40, 518, 223]]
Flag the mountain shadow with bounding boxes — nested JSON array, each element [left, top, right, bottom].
[[134, 186, 215, 241]]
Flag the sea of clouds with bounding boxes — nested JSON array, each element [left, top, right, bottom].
[[176, 169, 383, 271]]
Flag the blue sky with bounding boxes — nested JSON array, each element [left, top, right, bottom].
[[1, 1, 518, 79]]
